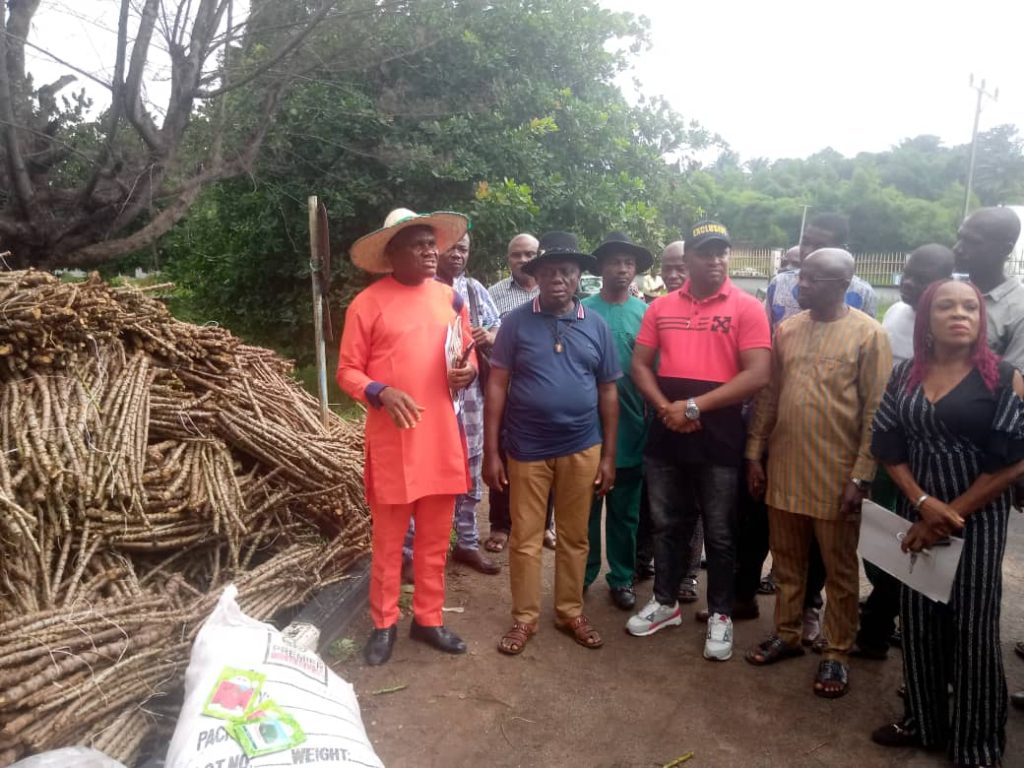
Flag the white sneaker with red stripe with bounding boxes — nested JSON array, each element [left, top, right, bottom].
[[703, 612, 734, 661], [626, 597, 682, 637]]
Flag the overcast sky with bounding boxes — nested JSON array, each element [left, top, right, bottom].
[[603, 0, 1023, 160], [25, 1, 1024, 162]]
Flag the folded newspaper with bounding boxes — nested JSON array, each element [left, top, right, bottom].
[[445, 315, 465, 415]]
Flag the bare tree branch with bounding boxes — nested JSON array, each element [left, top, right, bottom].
[[196, 1, 337, 100], [57, 180, 205, 266], [172, 0, 197, 50], [3, 0, 41, 87], [59, 86, 279, 268], [160, 0, 228, 143], [124, 0, 164, 152], [5, 34, 113, 91], [80, 0, 133, 204], [35, 75, 77, 108], [210, 0, 234, 165], [0, 0, 353, 267], [0, 116, 101, 168], [0, 213, 31, 240], [0, 3, 35, 215]]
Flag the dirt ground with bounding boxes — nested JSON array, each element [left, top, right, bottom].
[[331, 509, 1024, 768]]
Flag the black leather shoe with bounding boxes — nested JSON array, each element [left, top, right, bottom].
[[409, 621, 467, 654], [364, 626, 396, 666], [610, 585, 636, 611], [1012, 690, 1024, 711], [871, 720, 923, 748]]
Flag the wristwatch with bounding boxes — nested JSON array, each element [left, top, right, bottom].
[[850, 477, 870, 492], [684, 398, 700, 421]]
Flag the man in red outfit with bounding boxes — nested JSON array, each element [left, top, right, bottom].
[[338, 208, 478, 666]]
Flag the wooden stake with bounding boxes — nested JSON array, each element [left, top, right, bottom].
[[308, 196, 330, 429]]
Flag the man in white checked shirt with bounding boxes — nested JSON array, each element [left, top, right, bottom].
[[489, 233, 540, 318]]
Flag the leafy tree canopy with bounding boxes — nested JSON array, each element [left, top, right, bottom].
[[9, 1, 1019, 358]]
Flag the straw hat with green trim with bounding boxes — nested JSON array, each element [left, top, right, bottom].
[[349, 208, 469, 274]]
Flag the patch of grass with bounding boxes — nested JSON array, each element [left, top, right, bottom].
[[326, 637, 360, 663], [293, 360, 364, 421], [398, 584, 414, 614]]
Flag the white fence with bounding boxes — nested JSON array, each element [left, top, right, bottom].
[[728, 248, 907, 287]]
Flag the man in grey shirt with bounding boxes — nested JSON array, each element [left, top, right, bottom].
[[955, 207, 1024, 370], [957, 206, 1024, 714]]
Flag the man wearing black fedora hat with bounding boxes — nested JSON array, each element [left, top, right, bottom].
[[484, 231, 621, 654], [581, 232, 652, 610]]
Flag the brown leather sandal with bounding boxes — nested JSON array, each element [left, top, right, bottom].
[[497, 621, 536, 655], [557, 615, 603, 649]]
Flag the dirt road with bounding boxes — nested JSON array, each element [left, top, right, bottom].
[[333, 511, 1024, 768]]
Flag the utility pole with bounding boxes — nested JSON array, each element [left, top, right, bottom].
[[963, 74, 999, 219]]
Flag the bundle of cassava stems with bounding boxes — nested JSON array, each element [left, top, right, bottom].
[[0, 270, 370, 766]]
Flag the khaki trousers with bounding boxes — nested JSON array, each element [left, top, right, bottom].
[[768, 506, 861, 660], [508, 445, 600, 625]]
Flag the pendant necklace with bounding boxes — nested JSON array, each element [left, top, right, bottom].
[[547, 317, 572, 353]]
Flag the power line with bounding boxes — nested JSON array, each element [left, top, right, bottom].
[[963, 73, 998, 219]]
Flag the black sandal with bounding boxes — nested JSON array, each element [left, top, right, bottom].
[[871, 720, 923, 748], [745, 634, 805, 665], [813, 659, 849, 698]]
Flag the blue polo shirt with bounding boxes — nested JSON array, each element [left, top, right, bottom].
[[490, 296, 621, 461]]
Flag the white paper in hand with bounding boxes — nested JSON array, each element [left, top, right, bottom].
[[858, 499, 963, 604]]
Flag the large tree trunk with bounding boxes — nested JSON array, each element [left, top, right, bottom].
[[0, 0, 338, 269]]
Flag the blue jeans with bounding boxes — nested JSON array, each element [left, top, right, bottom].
[[646, 456, 737, 616]]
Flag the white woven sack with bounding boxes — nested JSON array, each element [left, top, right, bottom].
[[165, 586, 383, 768]]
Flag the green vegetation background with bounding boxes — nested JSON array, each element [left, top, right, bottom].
[[105, 1, 1018, 365]]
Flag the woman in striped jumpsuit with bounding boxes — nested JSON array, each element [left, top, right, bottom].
[[870, 279, 1024, 767]]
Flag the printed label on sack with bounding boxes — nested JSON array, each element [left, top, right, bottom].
[[228, 699, 305, 757], [202, 668, 265, 721], [263, 634, 328, 685]]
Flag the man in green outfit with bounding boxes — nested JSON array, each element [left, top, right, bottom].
[[582, 232, 652, 610]]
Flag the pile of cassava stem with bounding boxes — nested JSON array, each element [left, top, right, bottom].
[[0, 269, 371, 766]]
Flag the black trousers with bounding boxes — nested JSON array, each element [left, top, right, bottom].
[[902, 506, 1009, 765], [735, 483, 769, 603], [856, 561, 900, 651], [856, 465, 901, 650], [636, 476, 653, 566]]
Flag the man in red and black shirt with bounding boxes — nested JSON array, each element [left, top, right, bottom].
[[625, 221, 771, 663]]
